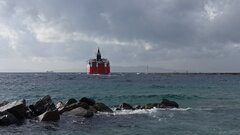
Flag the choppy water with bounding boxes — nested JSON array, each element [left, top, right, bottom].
[[0, 73, 240, 135]]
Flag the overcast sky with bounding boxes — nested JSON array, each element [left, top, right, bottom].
[[0, 0, 239, 72]]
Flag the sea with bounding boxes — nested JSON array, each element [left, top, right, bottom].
[[0, 73, 240, 135]]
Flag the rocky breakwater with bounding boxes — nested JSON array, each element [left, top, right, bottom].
[[0, 95, 179, 126], [115, 99, 179, 110], [0, 99, 27, 125]]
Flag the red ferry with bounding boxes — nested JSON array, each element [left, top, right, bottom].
[[87, 48, 110, 74]]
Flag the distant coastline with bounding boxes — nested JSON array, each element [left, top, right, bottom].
[[0, 72, 240, 75]]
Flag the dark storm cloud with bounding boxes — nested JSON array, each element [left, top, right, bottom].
[[0, 0, 240, 72]]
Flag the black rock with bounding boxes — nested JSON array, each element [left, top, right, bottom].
[[160, 99, 179, 108], [141, 103, 161, 109], [0, 101, 9, 107], [65, 98, 77, 106], [88, 106, 97, 113], [63, 107, 94, 118], [133, 105, 141, 110], [0, 99, 27, 119], [79, 97, 95, 106], [25, 110, 34, 119], [38, 110, 60, 122], [141, 99, 179, 109], [58, 103, 79, 114], [59, 101, 93, 115], [0, 112, 18, 126], [117, 103, 134, 110], [94, 103, 113, 113], [56, 101, 65, 110], [30, 95, 56, 116], [79, 102, 90, 110], [28, 105, 36, 114]]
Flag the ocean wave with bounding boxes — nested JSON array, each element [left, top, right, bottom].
[[161, 94, 204, 100], [150, 84, 166, 89], [194, 106, 240, 112]]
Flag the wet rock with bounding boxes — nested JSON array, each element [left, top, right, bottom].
[[133, 105, 141, 110], [30, 95, 56, 116], [28, 105, 36, 114], [0, 101, 9, 107], [0, 112, 18, 126], [38, 110, 60, 122], [79, 102, 90, 109], [25, 110, 34, 119], [0, 99, 27, 119], [58, 104, 76, 114], [65, 98, 77, 106], [56, 101, 65, 110], [94, 103, 113, 113], [58, 101, 91, 114], [63, 107, 94, 118], [88, 106, 97, 113], [141, 99, 179, 109], [160, 99, 179, 108], [79, 97, 95, 106], [116, 103, 134, 110], [141, 103, 160, 109]]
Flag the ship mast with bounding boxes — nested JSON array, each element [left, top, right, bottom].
[[96, 48, 102, 61]]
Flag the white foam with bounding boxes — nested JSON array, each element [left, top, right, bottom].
[[97, 107, 191, 116], [112, 108, 158, 115], [166, 107, 191, 111]]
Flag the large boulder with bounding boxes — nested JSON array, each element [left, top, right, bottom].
[[116, 103, 134, 110], [65, 98, 77, 106], [88, 106, 97, 113], [58, 102, 81, 114], [29, 95, 56, 116], [58, 101, 91, 114], [79, 97, 95, 106], [38, 110, 60, 122], [0, 99, 27, 119], [141, 99, 179, 109], [63, 107, 94, 118], [159, 99, 179, 108], [78, 102, 90, 109], [94, 103, 113, 113], [0, 112, 18, 126]]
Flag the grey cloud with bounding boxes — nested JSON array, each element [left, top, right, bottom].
[[0, 0, 239, 72]]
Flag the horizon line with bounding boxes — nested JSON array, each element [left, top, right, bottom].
[[0, 71, 240, 74]]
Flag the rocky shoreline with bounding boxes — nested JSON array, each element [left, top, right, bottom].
[[0, 95, 179, 126]]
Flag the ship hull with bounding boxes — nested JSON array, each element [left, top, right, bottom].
[[87, 61, 110, 74]]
